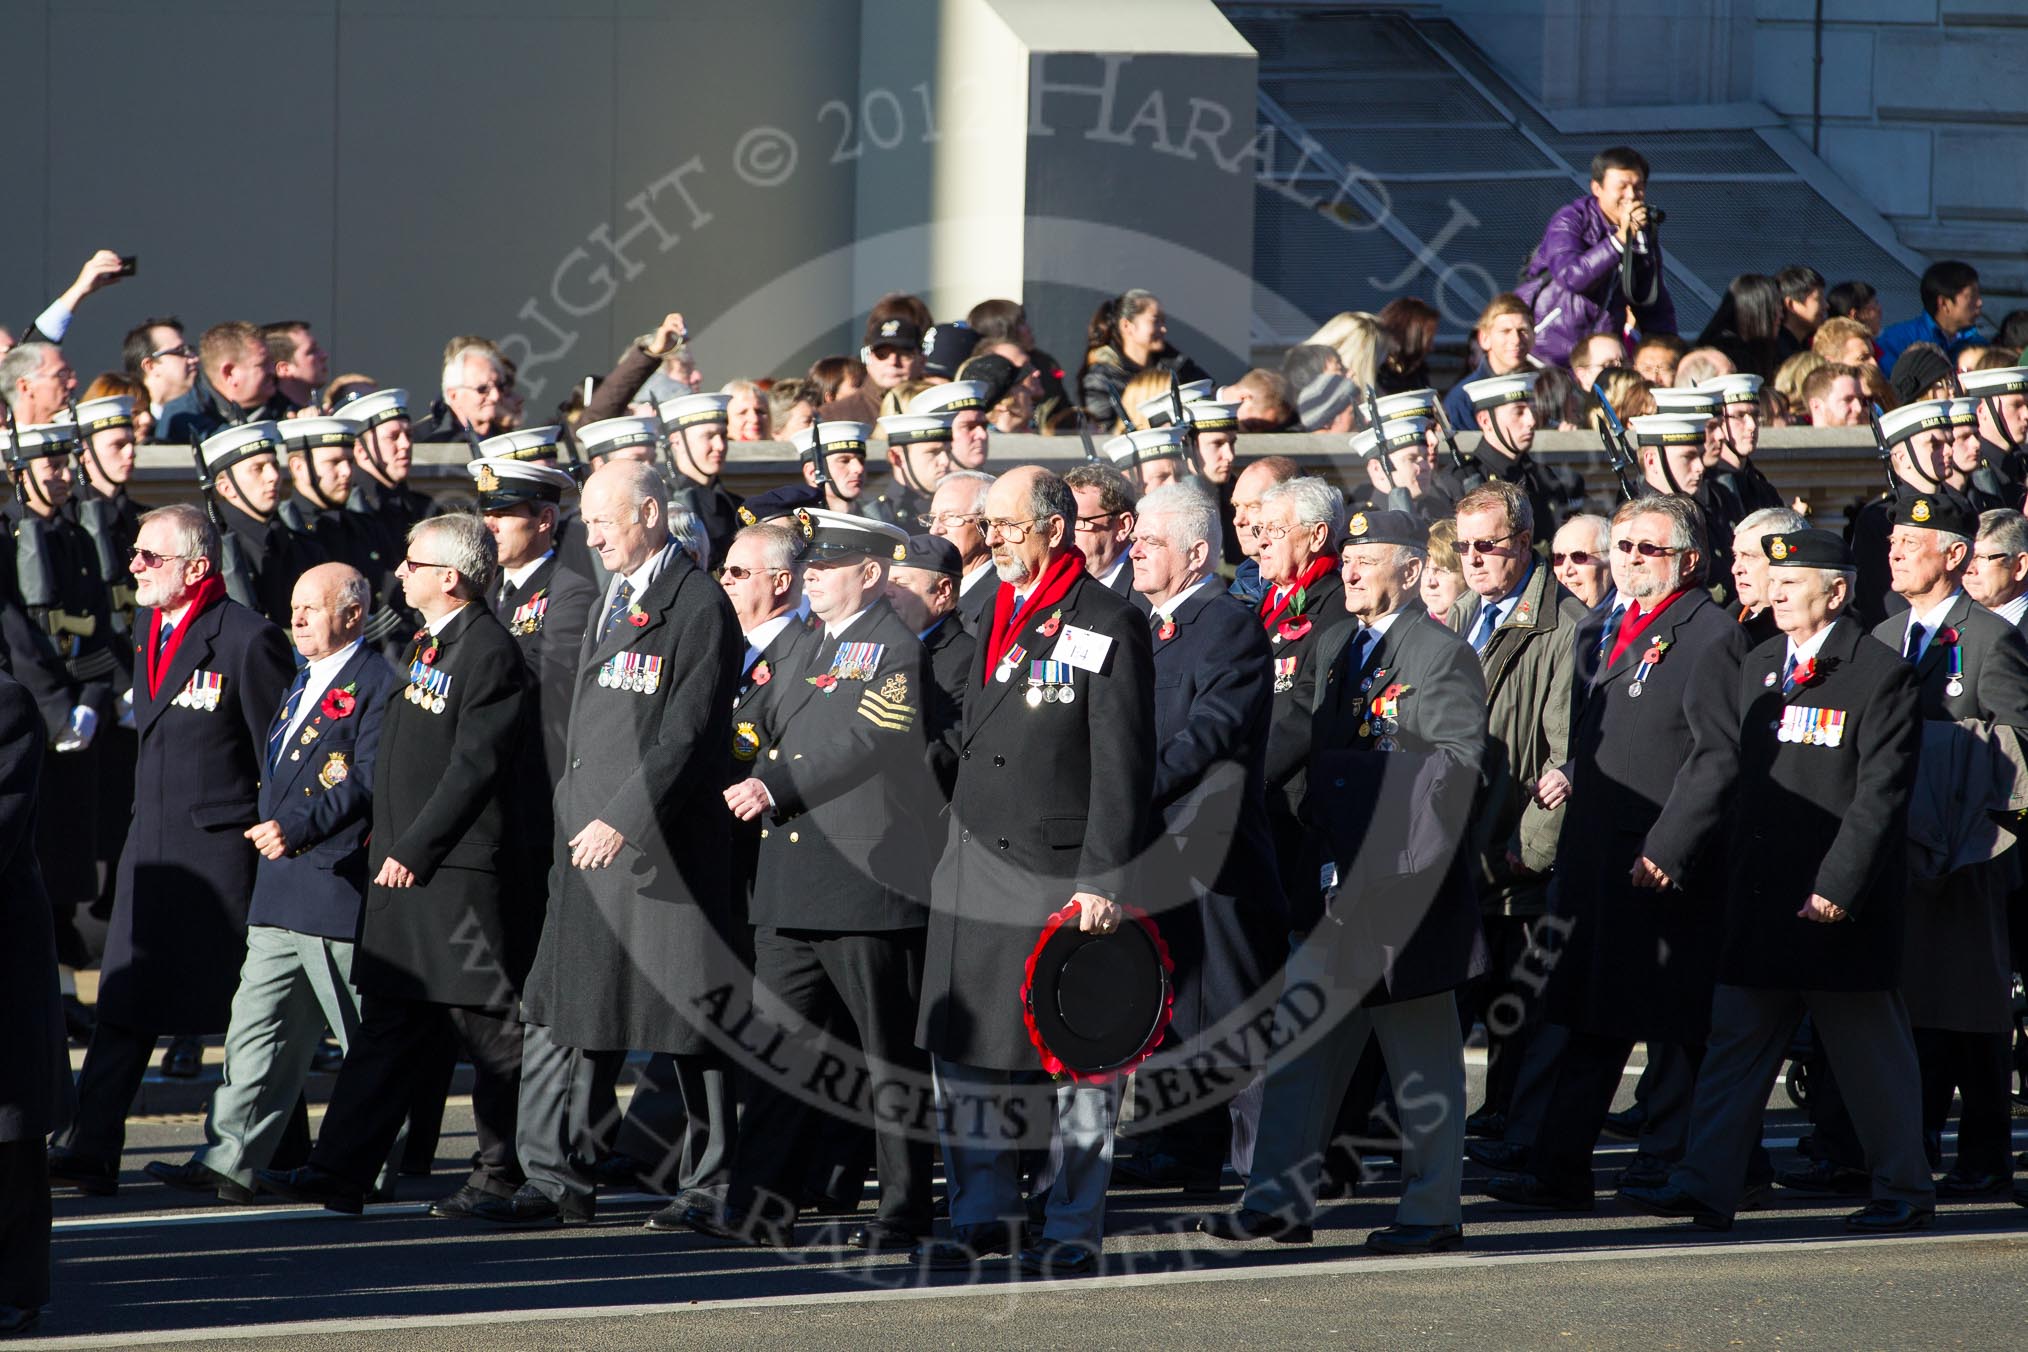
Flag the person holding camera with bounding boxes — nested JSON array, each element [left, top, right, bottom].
[[1517, 147, 1678, 368]]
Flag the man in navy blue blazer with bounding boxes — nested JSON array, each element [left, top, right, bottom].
[[145, 563, 395, 1203]]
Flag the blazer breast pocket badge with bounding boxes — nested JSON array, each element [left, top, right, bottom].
[[317, 750, 350, 788], [600, 651, 663, 693], [1779, 705, 1845, 746], [406, 660, 452, 714], [173, 670, 223, 711]]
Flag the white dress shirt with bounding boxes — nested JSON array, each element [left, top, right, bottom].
[[284, 640, 362, 744]]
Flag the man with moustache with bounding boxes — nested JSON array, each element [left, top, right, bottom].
[[1484, 496, 1748, 1212], [913, 466, 1154, 1277], [1202, 509, 1486, 1254]]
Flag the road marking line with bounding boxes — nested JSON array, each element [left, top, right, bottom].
[[24, 1226, 2028, 1348]]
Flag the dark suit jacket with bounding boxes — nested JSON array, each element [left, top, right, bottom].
[[519, 546, 745, 1053], [354, 603, 530, 1009], [1261, 566, 1353, 911], [917, 566, 1156, 1069], [248, 644, 396, 942], [1722, 617, 1920, 991], [1306, 601, 1488, 1005], [216, 498, 330, 628], [1145, 583, 1286, 1049], [921, 612, 974, 800], [752, 599, 935, 931], [0, 673, 65, 1143], [956, 568, 996, 634], [1548, 590, 1746, 1043], [102, 596, 294, 1031]]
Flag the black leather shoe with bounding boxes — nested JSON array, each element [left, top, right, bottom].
[[580, 1153, 645, 1190], [1845, 1199, 1933, 1233], [910, 1222, 1022, 1269], [469, 1183, 591, 1227], [1600, 1104, 1647, 1140], [1617, 1182, 1730, 1231], [1464, 1139, 1528, 1171], [145, 1159, 255, 1204], [2011, 1179, 2028, 1209], [1365, 1222, 1462, 1255], [1614, 1152, 1672, 1190], [1195, 1207, 1312, 1244], [1777, 1158, 1870, 1195], [48, 1149, 118, 1197], [309, 1038, 344, 1074], [0, 1305, 41, 1337], [160, 1035, 204, 1079], [62, 994, 96, 1044], [1934, 1170, 2007, 1199], [427, 1183, 507, 1219], [255, 1164, 365, 1215], [1739, 1181, 1775, 1211], [846, 1219, 923, 1252], [1018, 1236, 1098, 1277], [1483, 1172, 1593, 1212], [676, 1203, 791, 1246], [1464, 1107, 1508, 1140]]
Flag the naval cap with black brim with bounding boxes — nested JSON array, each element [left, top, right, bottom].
[[335, 387, 409, 428], [1762, 528, 1851, 569], [576, 415, 661, 459], [802, 506, 911, 563], [200, 422, 283, 476], [1878, 398, 1956, 449], [877, 412, 955, 447], [1462, 371, 1536, 411], [737, 483, 824, 526], [897, 532, 962, 577], [279, 417, 362, 453], [468, 456, 576, 511], [1102, 425, 1187, 470], [792, 421, 872, 466], [479, 426, 562, 462]]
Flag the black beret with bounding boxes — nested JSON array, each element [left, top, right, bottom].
[[897, 533, 962, 577], [1762, 527, 1852, 569], [1342, 508, 1427, 550], [1891, 485, 1978, 539], [737, 483, 824, 526]]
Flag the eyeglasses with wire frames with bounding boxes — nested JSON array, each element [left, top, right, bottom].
[[1456, 529, 1523, 557], [1614, 539, 1681, 558], [982, 516, 1045, 542], [127, 546, 190, 570], [1551, 549, 1600, 567], [917, 511, 982, 530]]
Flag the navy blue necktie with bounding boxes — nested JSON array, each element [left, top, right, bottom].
[[269, 669, 308, 770], [600, 579, 635, 641]]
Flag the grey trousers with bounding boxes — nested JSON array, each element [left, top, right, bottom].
[[1243, 937, 1467, 1228], [1673, 984, 1934, 1215], [194, 925, 362, 1188], [515, 1021, 627, 1207], [932, 1056, 1123, 1249]]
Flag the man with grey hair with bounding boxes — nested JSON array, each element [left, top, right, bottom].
[[0, 341, 75, 424], [1550, 513, 1612, 611], [488, 459, 744, 1229], [51, 505, 295, 1198], [1967, 508, 2028, 628], [1730, 505, 1810, 646], [145, 563, 398, 1204], [1115, 483, 1284, 1194], [1256, 476, 1351, 926], [259, 513, 535, 1218], [1623, 525, 1933, 1235], [411, 343, 509, 443], [1204, 509, 1486, 1253], [928, 468, 997, 630]]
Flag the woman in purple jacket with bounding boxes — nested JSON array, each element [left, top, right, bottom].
[[1517, 146, 1678, 367]]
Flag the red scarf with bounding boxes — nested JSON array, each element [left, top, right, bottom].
[[1259, 552, 1338, 630], [982, 547, 1086, 685], [144, 574, 228, 698], [1607, 588, 1687, 668]]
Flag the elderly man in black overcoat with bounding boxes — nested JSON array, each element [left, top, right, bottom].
[[1622, 527, 1933, 1234], [1202, 510, 1487, 1256], [484, 459, 744, 1228], [1483, 496, 1746, 1212], [51, 504, 293, 1195], [0, 669, 65, 1335], [913, 466, 1155, 1278], [258, 512, 531, 1216]]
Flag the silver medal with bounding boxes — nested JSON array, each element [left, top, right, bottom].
[[1628, 680, 1643, 699], [1042, 684, 1059, 704], [1059, 685, 1076, 705], [1946, 678, 1963, 697], [1025, 685, 1043, 708], [431, 696, 446, 714], [996, 665, 1014, 684]]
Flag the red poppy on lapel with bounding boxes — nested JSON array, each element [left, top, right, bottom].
[[320, 684, 357, 720]]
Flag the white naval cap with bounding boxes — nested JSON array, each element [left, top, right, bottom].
[[478, 425, 563, 462], [1102, 424, 1188, 470], [908, 380, 992, 417], [335, 387, 410, 428], [1878, 398, 1956, 448], [279, 417, 363, 452], [576, 415, 662, 459], [199, 421, 284, 475], [876, 412, 954, 447], [658, 391, 732, 430], [1627, 414, 1708, 448], [792, 421, 874, 463], [1461, 371, 1537, 410]]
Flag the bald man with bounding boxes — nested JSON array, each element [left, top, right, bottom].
[[147, 564, 400, 1203]]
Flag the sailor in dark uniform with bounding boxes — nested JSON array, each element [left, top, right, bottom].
[[866, 411, 953, 533], [657, 392, 744, 571], [479, 425, 593, 585], [196, 422, 329, 628], [1103, 424, 1188, 496], [1960, 365, 2028, 503], [278, 418, 397, 589], [793, 420, 875, 518], [908, 378, 992, 474], [338, 388, 437, 537], [1440, 372, 1559, 537], [1698, 374, 1786, 517]]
